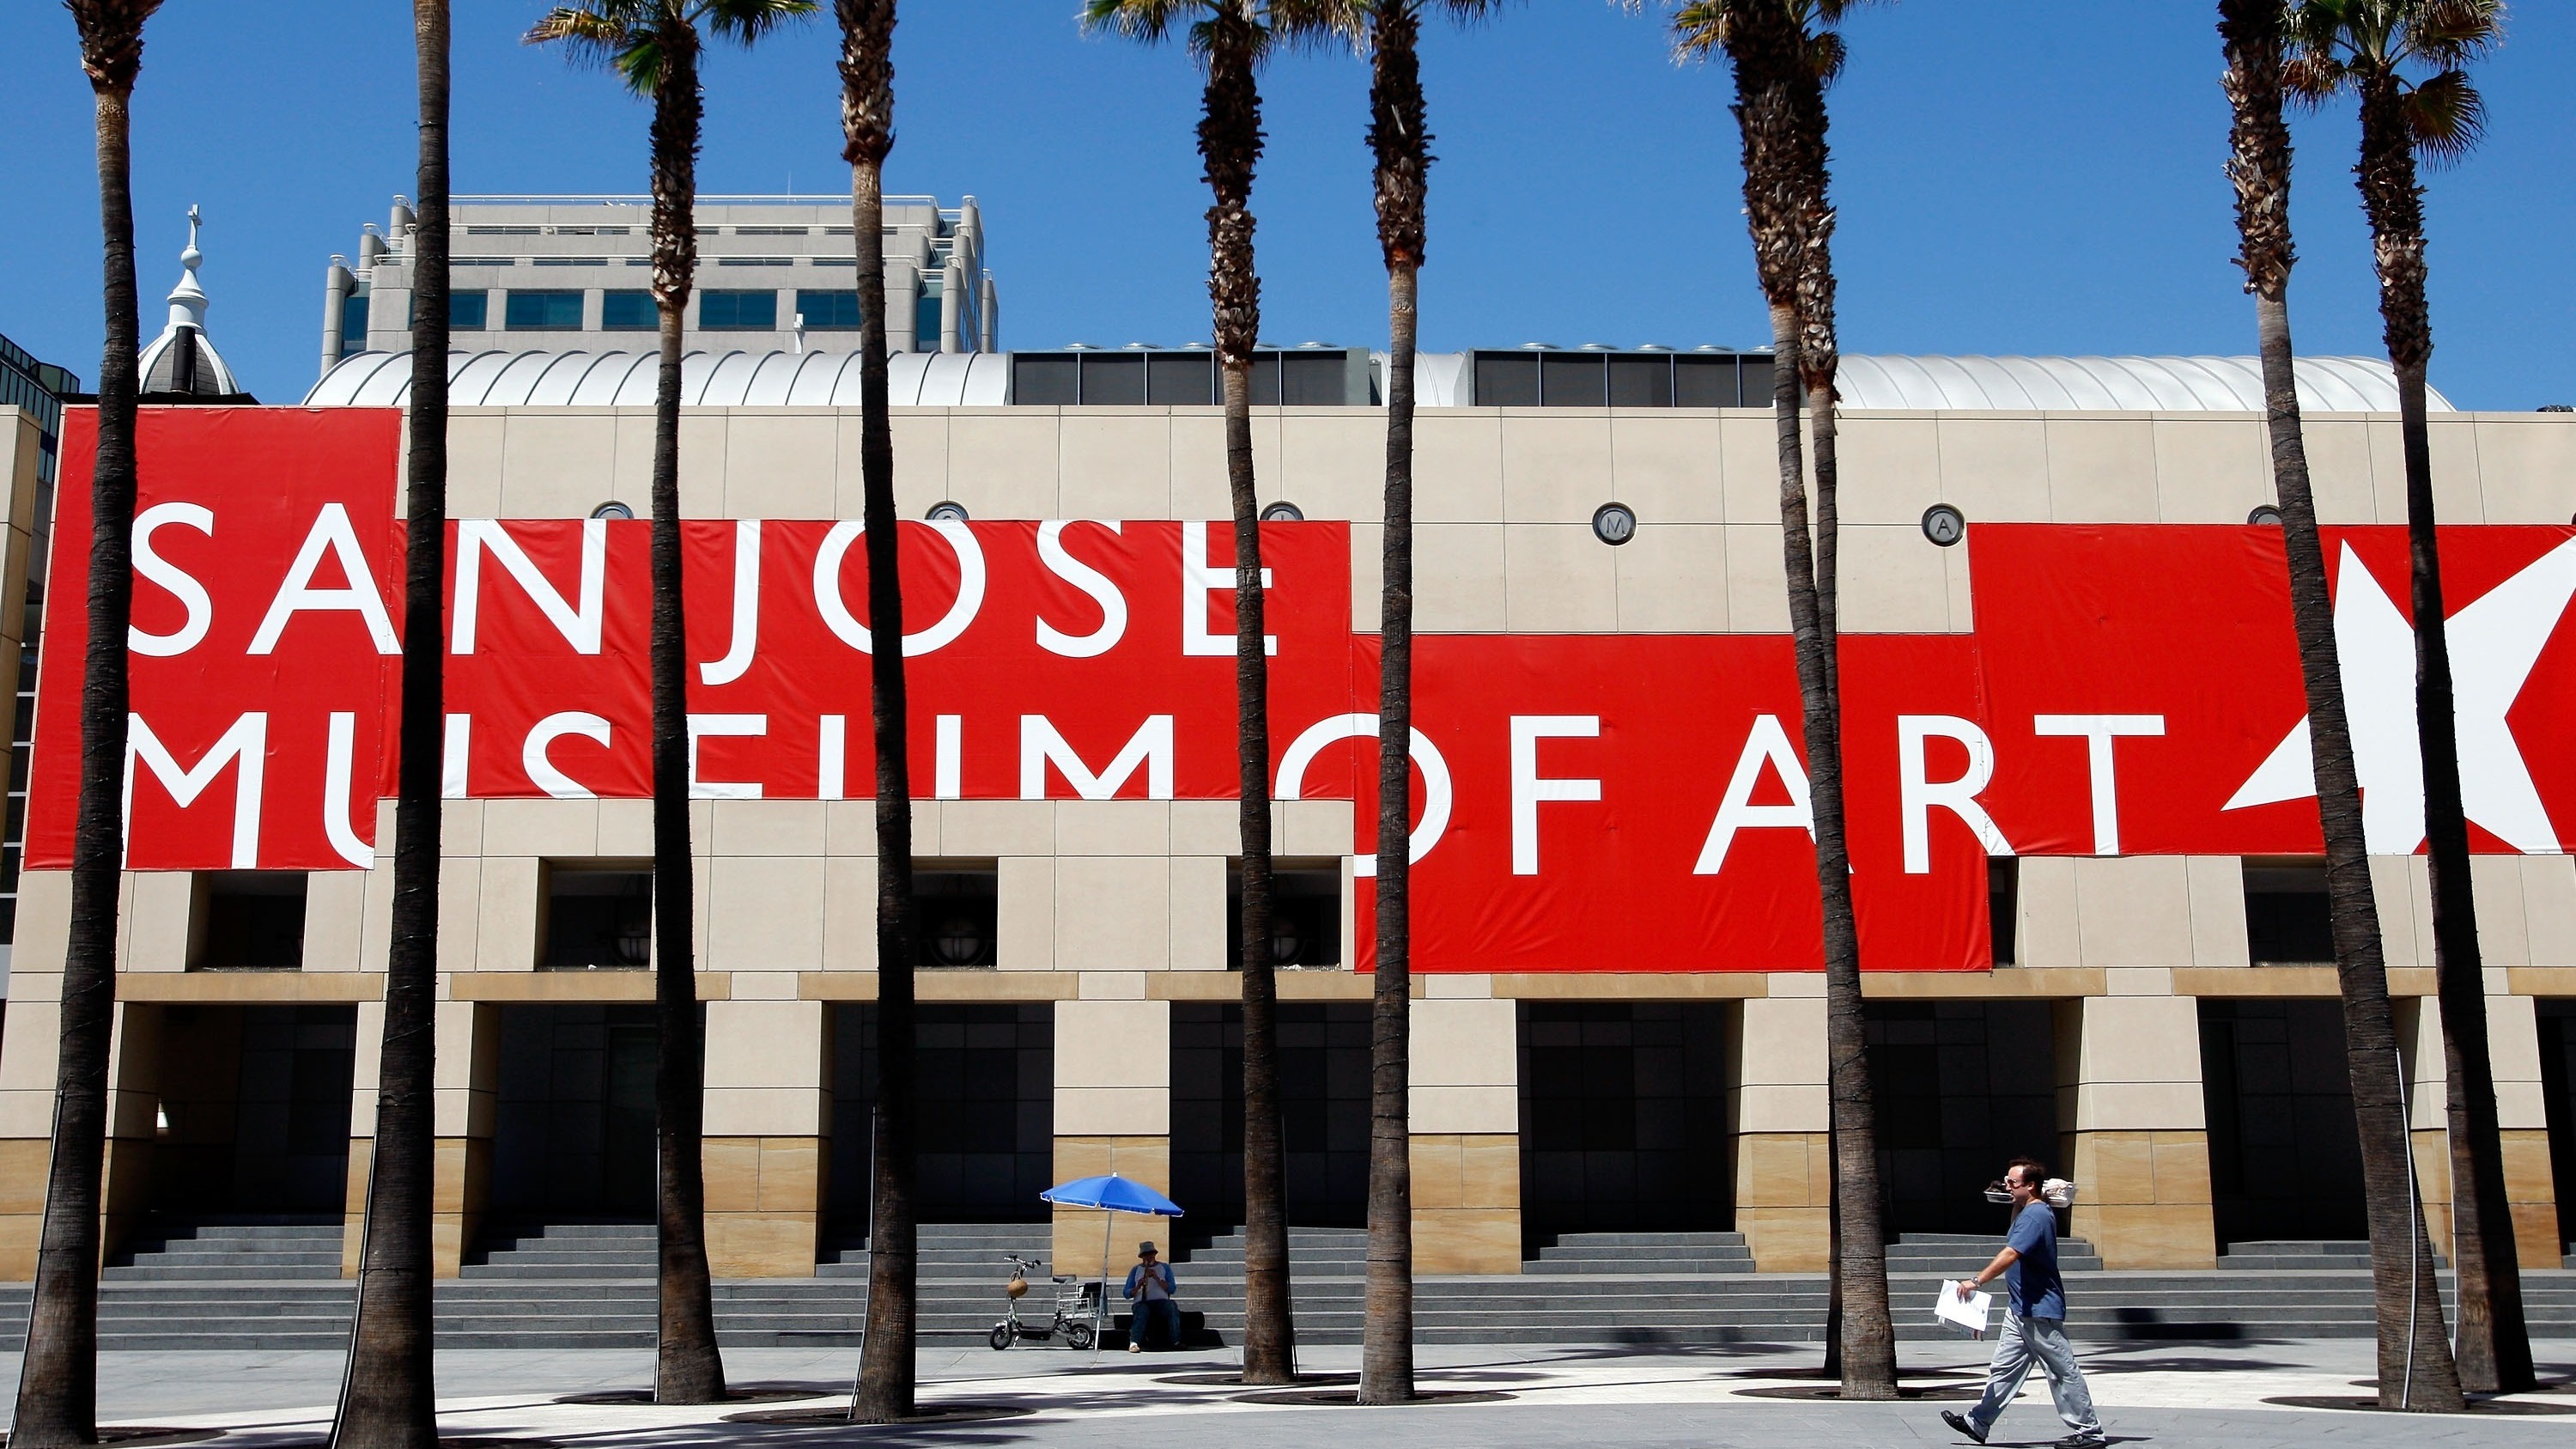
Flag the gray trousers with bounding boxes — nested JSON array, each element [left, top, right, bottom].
[[1968, 1312, 2101, 1436]]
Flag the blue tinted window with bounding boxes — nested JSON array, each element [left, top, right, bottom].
[[450, 290, 489, 330], [795, 289, 863, 330], [915, 294, 941, 348], [505, 289, 583, 331], [700, 289, 777, 331], [602, 290, 657, 332], [340, 295, 370, 350]]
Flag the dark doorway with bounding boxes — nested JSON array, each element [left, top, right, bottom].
[[150, 1004, 356, 1213], [829, 1003, 1054, 1228], [489, 1004, 659, 1218], [1864, 1001, 2060, 1237], [1516, 1002, 1729, 1243], [2200, 998, 2367, 1245], [2537, 1001, 2575, 1251], [1170, 1002, 1369, 1229]]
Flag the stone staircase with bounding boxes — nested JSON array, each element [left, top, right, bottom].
[[6, 1224, 2574, 1351]]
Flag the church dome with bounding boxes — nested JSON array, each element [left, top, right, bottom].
[[138, 206, 241, 397]]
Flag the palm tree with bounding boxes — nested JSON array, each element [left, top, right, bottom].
[[1082, 0, 1297, 1387], [527, 0, 817, 1405], [1672, 0, 1893, 1398], [829, 0, 925, 1424], [1278, 0, 1504, 1406], [2284, 3, 2527, 1394], [330, 5, 450, 1447], [9, 6, 164, 1446], [2216, 0, 2463, 1411]]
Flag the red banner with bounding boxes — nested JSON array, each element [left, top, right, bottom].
[[28, 409, 2576, 975]]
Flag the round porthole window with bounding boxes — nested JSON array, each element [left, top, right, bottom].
[[1921, 503, 1966, 547], [2248, 504, 2284, 526], [1260, 501, 1304, 523], [1592, 502, 1637, 546], [926, 500, 970, 523], [591, 500, 635, 521]]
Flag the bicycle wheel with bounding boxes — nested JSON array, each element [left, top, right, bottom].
[[988, 1322, 1014, 1351], [1063, 1320, 1096, 1351]]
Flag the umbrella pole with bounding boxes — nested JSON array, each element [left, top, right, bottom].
[[1099, 1210, 1112, 1358]]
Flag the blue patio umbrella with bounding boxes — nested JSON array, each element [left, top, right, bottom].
[[1040, 1173, 1182, 1352]]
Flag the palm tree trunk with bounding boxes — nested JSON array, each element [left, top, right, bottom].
[[1196, 22, 1293, 1389], [837, 1, 917, 1421], [2354, 78, 2531, 1397], [330, 6, 447, 1446], [12, 13, 149, 1440], [1359, 258, 1419, 1405], [2217, 3, 2461, 1408], [644, 22, 726, 1405]]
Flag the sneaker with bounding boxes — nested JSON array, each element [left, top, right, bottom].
[[1941, 1409, 1988, 1444], [1127, 1342, 1142, 1354]]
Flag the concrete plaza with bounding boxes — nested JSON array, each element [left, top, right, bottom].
[[4, 1338, 2573, 1448]]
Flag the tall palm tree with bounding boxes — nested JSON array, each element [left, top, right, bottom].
[[1082, 0, 1298, 1387], [10, 6, 164, 1446], [1673, 0, 1894, 1398], [2285, 3, 2526, 1394], [2216, 0, 2462, 1411], [1278, 0, 1505, 1406], [830, 0, 924, 1425], [331, 5, 450, 1447], [527, 0, 817, 1405]]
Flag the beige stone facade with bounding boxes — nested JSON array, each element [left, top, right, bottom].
[[2, 401, 2573, 1280]]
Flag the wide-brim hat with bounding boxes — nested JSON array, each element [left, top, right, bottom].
[[1138, 1241, 1158, 1257]]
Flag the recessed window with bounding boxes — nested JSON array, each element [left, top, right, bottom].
[[915, 863, 999, 969], [601, 289, 656, 332], [411, 290, 489, 330], [504, 289, 583, 331], [1225, 859, 1342, 968], [339, 295, 370, 352], [541, 865, 653, 970], [2243, 858, 2333, 965], [795, 289, 864, 331], [700, 289, 778, 331], [1988, 856, 2020, 965], [193, 872, 308, 971]]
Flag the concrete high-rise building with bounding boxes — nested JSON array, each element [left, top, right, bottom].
[[319, 193, 997, 380]]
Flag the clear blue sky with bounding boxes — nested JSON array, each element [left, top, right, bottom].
[[1, 2, 2569, 409]]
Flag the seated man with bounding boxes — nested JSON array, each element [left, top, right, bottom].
[[1122, 1240, 1180, 1352]]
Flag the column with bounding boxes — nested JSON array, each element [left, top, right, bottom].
[[1729, 987, 1830, 1271], [2059, 985, 2215, 1269], [1409, 989, 1521, 1275], [0, 872, 72, 1276], [1052, 996, 1170, 1275], [100, 1002, 165, 1266], [2403, 991, 2563, 1270], [702, 998, 830, 1276], [431, 1001, 500, 1276]]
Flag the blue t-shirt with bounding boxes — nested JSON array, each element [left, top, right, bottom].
[[2004, 1202, 2065, 1319]]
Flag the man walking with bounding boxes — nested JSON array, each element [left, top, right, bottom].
[[1123, 1240, 1180, 1353], [1941, 1159, 2105, 1447]]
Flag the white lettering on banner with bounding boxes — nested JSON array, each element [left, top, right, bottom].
[[935, 714, 963, 799], [130, 502, 216, 657], [818, 714, 847, 801], [2032, 713, 2166, 855], [125, 711, 265, 869], [1021, 714, 1175, 801], [442, 714, 471, 799], [249, 503, 399, 655], [687, 714, 769, 800], [452, 519, 607, 654], [814, 518, 987, 656], [702, 519, 761, 685], [1036, 521, 1129, 658], [324, 711, 375, 868], [524, 712, 612, 800], [1694, 714, 1814, 874], [1510, 715, 1601, 875], [1182, 520, 1276, 657], [1898, 715, 2012, 874], [1273, 713, 1455, 876]]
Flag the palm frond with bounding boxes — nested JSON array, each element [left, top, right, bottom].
[[2404, 65, 2486, 161], [2281, 49, 2350, 107], [526, 3, 661, 93], [2407, 0, 2501, 68], [1271, 0, 1369, 56], [698, 0, 820, 46], [1082, 0, 1195, 45], [1668, 0, 1730, 63]]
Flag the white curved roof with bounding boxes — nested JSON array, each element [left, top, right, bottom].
[[304, 349, 1012, 408], [1833, 354, 2445, 412], [307, 348, 2442, 413]]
